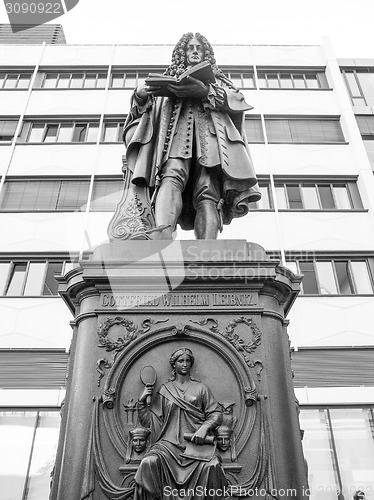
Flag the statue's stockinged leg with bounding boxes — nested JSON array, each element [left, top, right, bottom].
[[154, 177, 183, 239], [194, 200, 220, 240]]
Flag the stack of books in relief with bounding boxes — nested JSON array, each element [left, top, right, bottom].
[[145, 61, 215, 97]]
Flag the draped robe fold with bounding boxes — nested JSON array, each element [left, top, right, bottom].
[[124, 81, 260, 230], [134, 381, 228, 500]]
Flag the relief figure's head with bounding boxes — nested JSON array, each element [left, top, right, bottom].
[[216, 425, 232, 452], [169, 347, 195, 379], [129, 427, 150, 454]]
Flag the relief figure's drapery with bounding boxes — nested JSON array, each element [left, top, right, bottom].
[[134, 381, 228, 500]]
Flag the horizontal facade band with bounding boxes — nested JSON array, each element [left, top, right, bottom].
[[292, 348, 374, 387]]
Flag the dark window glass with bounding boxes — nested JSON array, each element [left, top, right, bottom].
[[286, 185, 303, 209], [72, 124, 87, 142], [299, 262, 319, 294], [71, 73, 84, 88], [5, 263, 27, 295], [0, 180, 89, 211], [266, 119, 345, 143], [57, 180, 89, 210], [44, 124, 58, 142], [335, 261, 353, 294], [244, 118, 264, 143], [0, 120, 18, 141], [125, 73, 137, 88], [42, 262, 64, 295], [90, 179, 123, 210], [280, 73, 293, 88], [318, 185, 335, 209]]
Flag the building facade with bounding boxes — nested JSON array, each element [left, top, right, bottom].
[[0, 33, 373, 500]]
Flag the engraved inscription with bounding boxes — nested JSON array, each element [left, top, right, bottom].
[[100, 292, 257, 309]]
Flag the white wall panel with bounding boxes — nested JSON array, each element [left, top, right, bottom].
[[0, 45, 41, 66], [112, 45, 170, 66], [0, 147, 13, 175], [85, 212, 113, 249], [9, 144, 98, 175], [26, 90, 105, 115], [289, 296, 374, 347], [41, 45, 113, 66], [104, 89, 133, 115], [0, 91, 29, 115], [96, 145, 124, 174], [215, 45, 253, 66], [0, 298, 72, 348], [217, 212, 281, 250], [258, 89, 339, 115], [252, 45, 325, 67], [266, 144, 355, 175], [0, 213, 88, 252], [279, 212, 374, 251]]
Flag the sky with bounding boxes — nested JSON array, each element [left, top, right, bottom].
[[0, 0, 373, 58]]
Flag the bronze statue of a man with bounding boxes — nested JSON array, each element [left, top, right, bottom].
[[124, 32, 260, 240]]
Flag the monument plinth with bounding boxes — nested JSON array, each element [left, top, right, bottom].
[[51, 240, 309, 500]]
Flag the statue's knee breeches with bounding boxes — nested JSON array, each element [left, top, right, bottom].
[[160, 158, 191, 192], [193, 167, 221, 211]]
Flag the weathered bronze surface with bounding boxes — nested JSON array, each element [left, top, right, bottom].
[[108, 32, 260, 241], [134, 347, 228, 500], [52, 240, 309, 500]]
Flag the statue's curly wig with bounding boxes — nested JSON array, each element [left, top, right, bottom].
[[164, 32, 234, 88]]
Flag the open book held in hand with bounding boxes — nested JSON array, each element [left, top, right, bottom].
[[145, 61, 216, 97]]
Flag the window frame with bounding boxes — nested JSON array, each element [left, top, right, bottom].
[[0, 408, 61, 500], [273, 179, 363, 211], [265, 116, 346, 144], [22, 120, 100, 144], [101, 120, 125, 143], [0, 71, 32, 90], [257, 69, 329, 90], [0, 258, 73, 297], [0, 177, 91, 212], [39, 70, 108, 89], [287, 256, 374, 296]]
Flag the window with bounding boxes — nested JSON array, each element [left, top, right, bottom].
[[356, 115, 374, 140], [90, 178, 123, 210], [0, 259, 74, 296], [274, 181, 363, 210], [39, 71, 107, 89], [265, 118, 345, 143], [110, 70, 150, 88], [0, 71, 32, 89], [20, 121, 100, 143], [225, 70, 255, 88], [300, 407, 374, 500], [244, 117, 265, 143], [0, 179, 90, 211], [102, 121, 125, 142], [342, 68, 374, 107], [258, 70, 329, 89], [0, 177, 124, 213], [0, 410, 60, 500], [0, 119, 18, 141], [286, 257, 374, 295]]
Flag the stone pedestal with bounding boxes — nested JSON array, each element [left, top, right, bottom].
[[51, 240, 309, 500]]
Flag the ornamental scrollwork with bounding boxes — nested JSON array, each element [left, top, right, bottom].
[[190, 316, 262, 369], [98, 317, 138, 352], [101, 387, 116, 409], [97, 317, 168, 353], [96, 358, 113, 387], [171, 323, 192, 336]]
